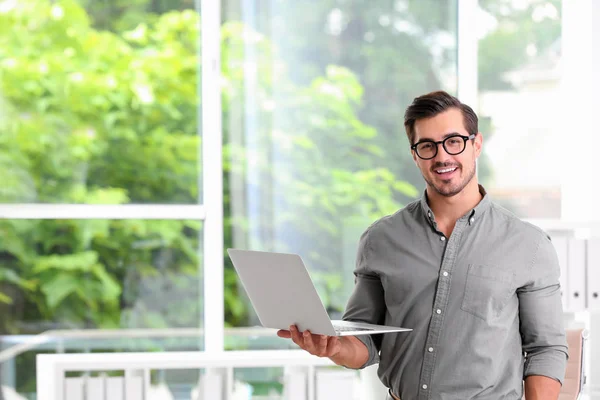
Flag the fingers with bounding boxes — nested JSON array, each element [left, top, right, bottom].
[[277, 329, 291, 338], [311, 333, 328, 356], [326, 336, 342, 357], [308, 333, 339, 357], [289, 325, 303, 346], [285, 325, 337, 357], [302, 330, 317, 353]]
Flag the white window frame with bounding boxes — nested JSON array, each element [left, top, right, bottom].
[[560, 0, 599, 222], [201, 0, 224, 353], [0, 204, 205, 220]]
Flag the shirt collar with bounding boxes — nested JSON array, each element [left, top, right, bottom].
[[420, 184, 491, 226]]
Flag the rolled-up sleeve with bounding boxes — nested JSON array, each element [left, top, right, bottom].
[[519, 234, 568, 384], [342, 228, 386, 369]]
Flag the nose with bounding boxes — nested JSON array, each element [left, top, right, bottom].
[[432, 142, 453, 163]]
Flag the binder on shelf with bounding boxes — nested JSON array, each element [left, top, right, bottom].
[[552, 236, 569, 311], [587, 238, 600, 310], [567, 238, 586, 311]]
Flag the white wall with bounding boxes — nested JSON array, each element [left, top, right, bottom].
[[560, 0, 598, 222]]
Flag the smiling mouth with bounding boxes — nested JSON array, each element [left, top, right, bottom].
[[434, 167, 457, 175]]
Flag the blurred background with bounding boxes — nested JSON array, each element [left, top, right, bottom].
[[0, 0, 598, 398]]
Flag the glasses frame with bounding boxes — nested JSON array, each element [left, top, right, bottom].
[[411, 133, 476, 160]]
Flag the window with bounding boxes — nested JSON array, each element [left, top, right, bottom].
[[477, 0, 562, 218], [221, 0, 459, 334]]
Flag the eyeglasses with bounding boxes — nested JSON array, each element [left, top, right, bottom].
[[411, 134, 476, 160]]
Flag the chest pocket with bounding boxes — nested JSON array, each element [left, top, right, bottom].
[[461, 264, 515, 322]]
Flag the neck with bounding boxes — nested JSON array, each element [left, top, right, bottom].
[[427, 179, 482, 224]]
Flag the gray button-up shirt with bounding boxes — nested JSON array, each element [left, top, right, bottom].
[[343, 186, 568, 400]]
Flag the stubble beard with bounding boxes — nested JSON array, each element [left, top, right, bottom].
[[423, 161, 477, 198]]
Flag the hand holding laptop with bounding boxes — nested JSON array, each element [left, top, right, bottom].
[[277, 324, 373, 368], [277, 324, 342, 358]]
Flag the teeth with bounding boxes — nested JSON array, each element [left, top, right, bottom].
[[436, 168, 456, 174]]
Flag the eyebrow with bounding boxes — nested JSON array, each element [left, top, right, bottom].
[[416, 132, 462, 142]]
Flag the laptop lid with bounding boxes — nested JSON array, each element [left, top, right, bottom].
[[227, 249, 339, 336]]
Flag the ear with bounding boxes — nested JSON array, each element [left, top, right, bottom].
[[474, 132, 483, 158]]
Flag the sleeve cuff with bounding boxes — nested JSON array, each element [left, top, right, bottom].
[[523, 349, 568, 385], [353, 334, 380, 369]]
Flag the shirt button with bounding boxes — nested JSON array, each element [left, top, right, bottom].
[[440, 236, 446, 241], [422, 384, 428, 390], [469, 217, 475, 224], [442, 271, 448, 277], [436, 309, 442, 314], [428, 347, 434, 352]]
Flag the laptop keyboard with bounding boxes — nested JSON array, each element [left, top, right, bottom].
[[334, 325, 374, 332]]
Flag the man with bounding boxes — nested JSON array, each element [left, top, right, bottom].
[[277, 91, 568, 399]]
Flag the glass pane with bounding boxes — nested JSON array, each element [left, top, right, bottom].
[[0, 218, 203, 396], [0, 0, 202, 204], [221, 1, 459, 335], [159, 369, 204, 399], [477, 0, 562, 218]]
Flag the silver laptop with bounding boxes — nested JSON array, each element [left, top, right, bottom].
[[227, 249, 412, 336]]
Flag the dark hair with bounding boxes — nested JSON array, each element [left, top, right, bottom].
[[404, 91, 478, 145]]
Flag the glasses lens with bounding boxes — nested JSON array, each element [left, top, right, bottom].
[[443, 136, 465, 155], [416, 142, 436, 159]]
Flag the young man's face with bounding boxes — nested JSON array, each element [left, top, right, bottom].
[[411, 108, 482, 197]]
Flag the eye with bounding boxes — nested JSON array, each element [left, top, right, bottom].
[[447, 137, 461, 145], [418, 142, 434, 150]]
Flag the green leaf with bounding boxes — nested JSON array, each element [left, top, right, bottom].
[[90, 264, 122, 302], [33, 251, 99, 273], [0, 292, 13, 304], [40, 273, 81, 309], [0, 267, 36, 291]]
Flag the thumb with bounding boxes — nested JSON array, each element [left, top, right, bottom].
[[277, 330, 292, 339]]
